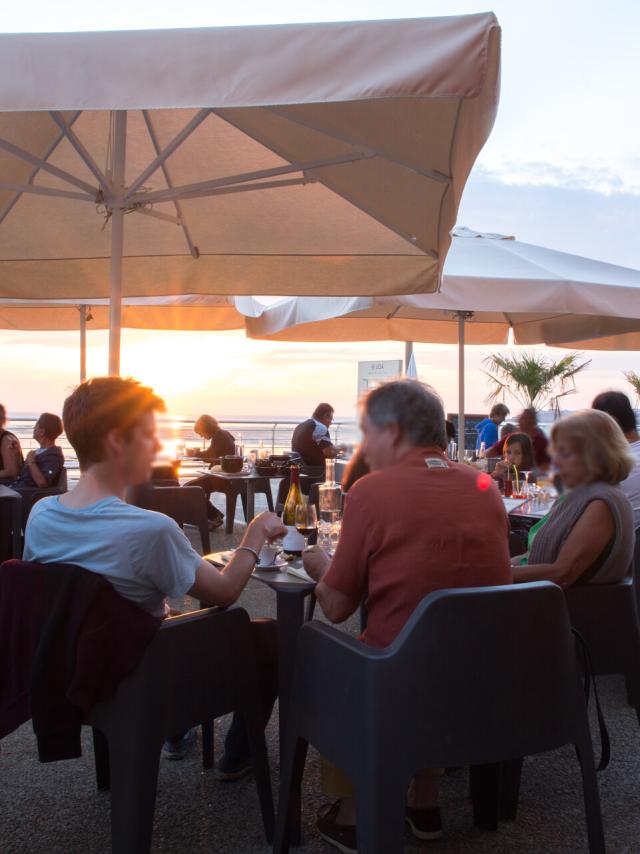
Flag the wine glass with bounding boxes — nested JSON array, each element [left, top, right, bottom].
[[295, 503, 318, 552]]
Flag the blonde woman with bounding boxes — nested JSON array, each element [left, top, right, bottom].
[[513, 410, 635, 587]]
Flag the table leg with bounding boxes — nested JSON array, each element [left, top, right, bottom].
[[246, 481, 256, 523], [275, 589, 309, 847]]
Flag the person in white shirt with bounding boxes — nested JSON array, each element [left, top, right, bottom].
[[25, 376, 285, 772], [592, 390, 640, 527]]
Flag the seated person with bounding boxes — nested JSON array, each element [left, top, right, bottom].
[[475, 403, 510, 452], [302, 379, 511, 850], [491, 432, 537, 491], [340, 448, 370, 493], [185, 414, 235, 462], [488, 407, 551, 470], [513, 410, 635, 587], [0, 403, 23, 483], [10, 413, 64, 489], [24, 377, 285, 774], [592, 390, 640, 526], [184, 415, 236, 527], [292, 403, 341, 470]]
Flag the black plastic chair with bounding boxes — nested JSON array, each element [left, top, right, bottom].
[[564, 530, 640, 720], [223, 477, 274, 534], [88, 606, 274, 853], [126, 484, 210, 553], [274, 582, 605, 854]]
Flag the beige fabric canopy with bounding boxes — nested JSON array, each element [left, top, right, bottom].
[[0, 294, 260, 332], [0, 15, 500, 372]]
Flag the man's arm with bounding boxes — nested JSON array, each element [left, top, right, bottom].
[[303, 547, 361, 622], [23, 451, 48, 487], [187, 512, 285, 606], [513, 500, 614, 587]]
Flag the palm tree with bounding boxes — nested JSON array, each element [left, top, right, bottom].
[[482, 350, 591, 413], [625, 370, 640, 404]]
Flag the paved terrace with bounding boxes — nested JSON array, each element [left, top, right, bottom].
[[2, 499, 640, 853]]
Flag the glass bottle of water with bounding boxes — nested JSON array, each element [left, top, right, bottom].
[[318, 458, 342, 524]]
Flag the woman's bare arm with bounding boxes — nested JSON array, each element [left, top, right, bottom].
[[0, 435, 21, 479], [513, 500, 615, 588]]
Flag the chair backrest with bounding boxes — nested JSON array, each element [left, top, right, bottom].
[[127, 484, 206, 525], [374, 582, 582, 769], [89, 605, 259, 740]]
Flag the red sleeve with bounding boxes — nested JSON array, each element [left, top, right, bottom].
[[322, 484, 373, 600]]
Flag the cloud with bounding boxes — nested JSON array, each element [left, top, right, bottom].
[[474, 160, 640, 198]]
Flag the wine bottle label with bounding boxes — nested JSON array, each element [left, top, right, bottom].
[[282, 525, 305, 553]]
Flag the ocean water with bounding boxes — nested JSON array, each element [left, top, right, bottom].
[[6, 414, 361, 480]]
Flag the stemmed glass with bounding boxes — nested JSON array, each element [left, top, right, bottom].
[[295, 503, 318, 552]]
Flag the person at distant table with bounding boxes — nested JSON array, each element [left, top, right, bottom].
[[592, 390, 640, 527], [475, 403, 510, 452], [292, 403, 344, 470], [10, 412, 64, 490], [488, 408, 551, 470], [0, 403, 23, 484], [184, 415, 237, 528], [185, 414, 235, 462]]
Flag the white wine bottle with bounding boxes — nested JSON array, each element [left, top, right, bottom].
[[282, 464, 305, 555]]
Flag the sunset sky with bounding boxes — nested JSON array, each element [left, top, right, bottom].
[[1, 0, 638, 420]]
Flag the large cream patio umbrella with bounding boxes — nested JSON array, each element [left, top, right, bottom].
[[242, 228, 640, 450], [0, 15, 500, 375], [0, 294, 264, 380]]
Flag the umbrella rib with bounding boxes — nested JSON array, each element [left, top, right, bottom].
[[128, 152, 371, 206], [49, 111, 111, 194], [263, 107, 452, 184], [0, 135, 97, 197], [141, 111, 200, 259], [0, 111, 82, 227], [125, 109, 211, 200], [132, 207, 182, 225], [0, 181, 94, 202]]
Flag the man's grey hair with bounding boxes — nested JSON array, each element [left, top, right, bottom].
[[362, 379, 447, 449]]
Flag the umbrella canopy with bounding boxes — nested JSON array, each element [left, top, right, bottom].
[[0, 15, 500, 373], [0, 294, 264, 380], [0, 294, 262, 332], [242, 228, 640, 452], [243, 228, 640, 344]]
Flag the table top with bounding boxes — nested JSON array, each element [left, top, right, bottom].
[[204, 550, 315, 592], [195, 467, 287, 481], [0, 485, 20, 499], [506, 495, 556, 520]]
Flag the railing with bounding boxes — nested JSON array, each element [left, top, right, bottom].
[[5, 416, 360, 475]]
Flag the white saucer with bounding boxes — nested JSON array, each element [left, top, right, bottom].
[[255, 558, 287, 571]]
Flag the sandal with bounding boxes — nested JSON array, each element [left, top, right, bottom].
[[317, 800, 357, 854]]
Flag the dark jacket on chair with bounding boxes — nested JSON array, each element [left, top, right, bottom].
[[0, 560, 161, 761]]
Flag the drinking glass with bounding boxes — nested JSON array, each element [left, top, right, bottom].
[[447, 441, 457, 461], [295, 503, 318, 551], [463, 450, 474, 464], [521, 471, 533, 497]]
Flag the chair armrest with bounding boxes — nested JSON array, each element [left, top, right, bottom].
[[298, 620, 389, 661]]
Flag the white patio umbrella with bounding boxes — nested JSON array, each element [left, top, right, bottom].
[[0, 15, 500, 374], [242, 228, 640, 451], [0, 294, 264, 380]]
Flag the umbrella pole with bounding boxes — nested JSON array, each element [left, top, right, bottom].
[[404, 341, 414, 375], [108, 111, 127, 377], [79, 304, 87, 382], [457, 314, 466, 461]]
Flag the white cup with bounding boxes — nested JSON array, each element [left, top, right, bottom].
[[258, 544, 280, 566]]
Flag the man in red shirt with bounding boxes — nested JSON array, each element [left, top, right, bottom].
[[303, 379, 511, 851]]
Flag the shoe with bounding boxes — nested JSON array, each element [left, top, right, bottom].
[[162, 727, 197, 761], [207, 517, 224, 531], [316, 801, 357, 854], [213, 752, 253, 781], [405, 805, 443, 840]]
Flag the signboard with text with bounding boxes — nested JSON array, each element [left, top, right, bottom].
[[357, 359, 403, 398]]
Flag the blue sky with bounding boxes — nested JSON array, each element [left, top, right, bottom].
[[1, 1, 638, 417]]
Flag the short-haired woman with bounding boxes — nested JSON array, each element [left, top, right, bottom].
[[513, 410, 635, 586]]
